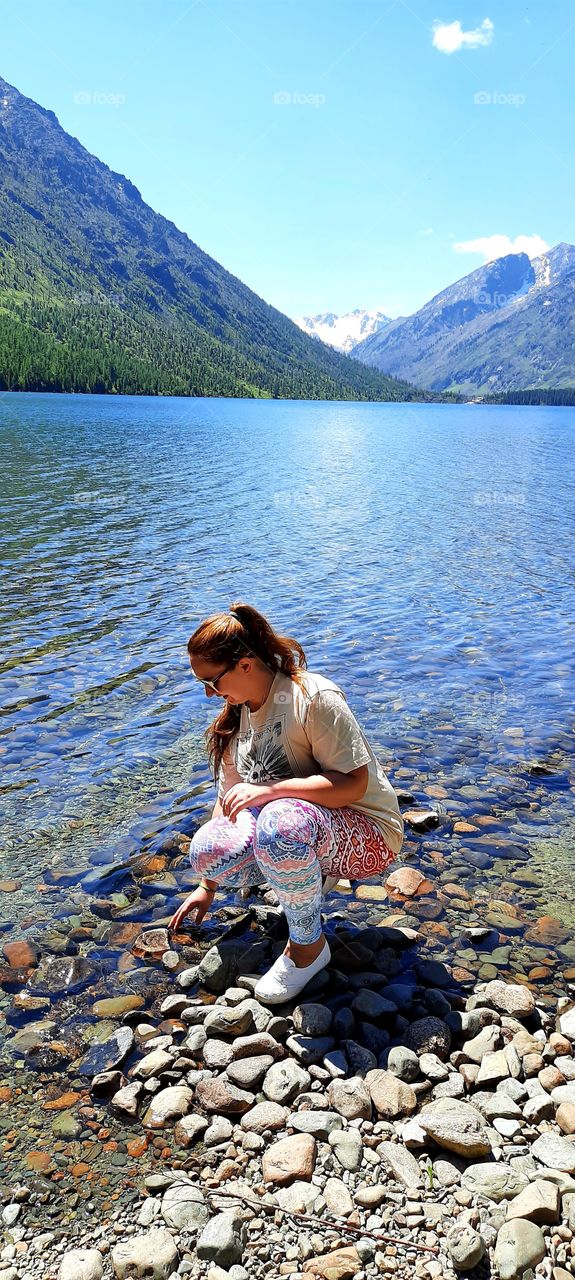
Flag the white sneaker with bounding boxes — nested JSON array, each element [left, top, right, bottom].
[[254, 938, 331, 1005]]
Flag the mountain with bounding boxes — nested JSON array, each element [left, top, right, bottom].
[[294, 308, 391, 353], [352, 245, 575, 395], [0, 76, 423, 402]]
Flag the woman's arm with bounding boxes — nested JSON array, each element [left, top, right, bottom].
[[266, 764, 369, 808]]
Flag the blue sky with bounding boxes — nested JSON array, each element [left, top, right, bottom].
[[1, 0, 573, 318]]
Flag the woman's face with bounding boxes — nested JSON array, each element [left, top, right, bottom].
[[189, 654, 258, 704]]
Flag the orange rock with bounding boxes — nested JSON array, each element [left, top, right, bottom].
[[451, 966, 475, 983], [453, 821, 479, 833], [0, 880, 21, 892], [108, 922, 143, 947], [126, 1137, 148, 1157], [488, 899, 519, 917], [0, 1087, 13, 1103], [2, 940, 38, 968], [71, 1162, 91, 1177], [442, 883, 472, 901], [44, 1091, 82, 1111], [26, 1151, 51, 1171], [525, 915, 569, 945], [424, 785, 449, 799], [102, 1141, 118, 1152], [556, 1102, 575, 1135], [528, 967, 552, 982], [385, 867, 428, 897], [418, 921, 450, 938]]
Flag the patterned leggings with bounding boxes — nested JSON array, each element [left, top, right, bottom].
[[188, 799, 396, 945]]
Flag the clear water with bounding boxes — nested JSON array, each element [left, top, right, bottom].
[[1, 393, 574, 912]]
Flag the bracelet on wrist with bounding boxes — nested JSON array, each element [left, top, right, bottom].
[[199, 879, 216, 894]]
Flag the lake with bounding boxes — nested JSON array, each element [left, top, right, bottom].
[[1, 390, 575, 1222], [1, 393, 573, 902]]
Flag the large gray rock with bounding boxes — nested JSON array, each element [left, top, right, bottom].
[[326, 1076, 372, 1120], [231, 1033, 284, 1062], [111, 1228, 178, 1279], [111, 1082, 143, 1118], [196, 1212, 244, 1267], [174, 1114, 208, 1147], [77, 1027, 134, 1076], [285, 1034, 336, 1065], [203, 1039, 235, 1070], [226, 1055, 274, 1091], [288, 1110, 343, 1140], [365, 1069, 417, 1119], [377, 1141, 423, 1189], [133, 1048, 173, 1080], [531, 1132, 575, 1173], [328, 1128, 363, 1172], [462, 1163, 528, 1202], [418, 1099, 492, 1157], [559, 1006, 575, 1039], [323, 1177, 354, 1217], [203, 1003, 255, 1037], [59, 1249, 103, 1280], [480, 981, 535, 1018], [494, 1219, 546, 1280], [446, 1223, 485, 1272], [386, 1046, 420, 1082], [505, 1178, 560, 1224], [160, 1183, 209, 1232], [263, 1058, 311, 1104], [197, 943, 241, 994], [461, 1024, 501, 1064], [292, 1003, 333, 1037], [143, 1086, 193, 1128], [239, 1101, 288, 1134]]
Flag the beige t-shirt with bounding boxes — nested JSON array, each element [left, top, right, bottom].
[[216, 668, 404, 856]]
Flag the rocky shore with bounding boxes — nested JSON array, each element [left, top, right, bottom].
[[2, 761, 575, 1280], [3, 883, 575, 1280]]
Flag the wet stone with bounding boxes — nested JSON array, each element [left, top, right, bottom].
[[77, 1026, 134, 1076]]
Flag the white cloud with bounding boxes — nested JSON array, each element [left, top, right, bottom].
[[453, 233, 549, 262], [432, 18, 494, 54]]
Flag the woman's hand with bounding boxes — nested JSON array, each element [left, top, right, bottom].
[[221, 782, 276, 823], [168, 885, 215, 932]]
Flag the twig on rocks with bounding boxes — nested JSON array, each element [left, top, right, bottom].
[[205, 1187, 439, 1254]]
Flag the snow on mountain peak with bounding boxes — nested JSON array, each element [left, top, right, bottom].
[[294, 308, 391, 353]]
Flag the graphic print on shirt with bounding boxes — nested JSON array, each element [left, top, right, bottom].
[[236, 716, 293, 784]]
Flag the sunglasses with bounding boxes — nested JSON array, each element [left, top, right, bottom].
[[193, 657, 239, 692]]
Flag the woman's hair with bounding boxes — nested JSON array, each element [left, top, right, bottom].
[[187, 601, 311, 785]]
